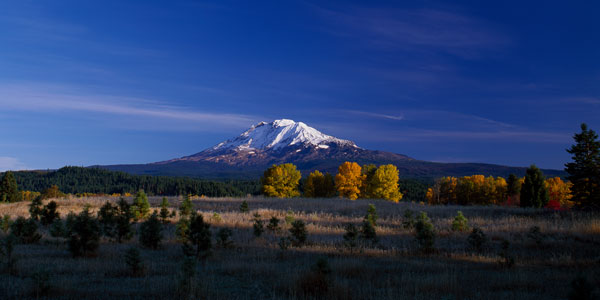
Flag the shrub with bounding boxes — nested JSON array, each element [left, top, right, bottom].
[[365, 204, 377, 226], [1, 215, 12, 234], [67, 208, 101, 257], [239, 200, 249, 213], [527, 225, 544, 246], [415, 212, 435, 252], [211, 212, 222, 223], [124, 247, 144, 276], [0, 235, 17, 275], [451, 211, 469, 232], [568, 275, 595, 300], [40, 201, 60, 226], [297, 257, 332, 298], [180, 194, 193, 218], [289, 220, 307, 247], [343, 223, 359, 252], [252, 213, 264, 238], [177, 256, 198, 298], [98, 201, 118, 239], [29, 197, 43, 221], [278, 237, 291, 251], [185, 213, 212, 260], [49, 219, 66, 238], [267, 216, 280, 232], [285, 210, 295, 225], [116, 198, 134, 243], [402, 209, 415, 229], [216, 228, 233, 248], [30, 268, 52, 298], [498, 239, 515, 268], [132, 190, 150, 220], [159, 197, 170, 224], [359, 220, 378, 245], [176, 217, 190, 242], [10, 217, 41, 244], [139, 212, 163, 249], [467, 227, 487, 252]]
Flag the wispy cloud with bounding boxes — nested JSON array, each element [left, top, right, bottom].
[[0, 157, 27, 172], [0, 83, 258, 130], [312, 5, 510, 58], [345, 110, 405, 121]]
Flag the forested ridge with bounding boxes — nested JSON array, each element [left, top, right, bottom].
[[9, 167, 261, 197]]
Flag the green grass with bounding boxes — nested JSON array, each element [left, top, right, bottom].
[[0, 196, 599, 299]]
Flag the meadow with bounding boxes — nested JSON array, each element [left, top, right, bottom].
[[0, 196, 599, 299]]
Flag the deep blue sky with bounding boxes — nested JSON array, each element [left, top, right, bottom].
[[1, 0, 599, 171]]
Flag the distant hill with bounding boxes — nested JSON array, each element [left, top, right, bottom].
[[102, 119, 566, 179]]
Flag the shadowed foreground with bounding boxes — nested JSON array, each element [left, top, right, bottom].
[[0, 196, 599, 299]]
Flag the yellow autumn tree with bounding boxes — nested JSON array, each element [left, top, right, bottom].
[[261, 163, 301, 198], [304, 170, 335, 198], [370, 164, 403, 202], [545, 177, 574, 208], [335, 162, 365, 200]]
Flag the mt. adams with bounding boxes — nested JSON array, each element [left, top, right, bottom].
[[103, 119, 564, 178], [165, 119, 411, 166]]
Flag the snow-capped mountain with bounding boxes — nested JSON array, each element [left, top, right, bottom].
[[102, 119, 566, 179], [162, 119, 411, 167], [211, 119, 356, 152]]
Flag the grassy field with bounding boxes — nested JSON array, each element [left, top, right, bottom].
[[0, 196, 599, 299]]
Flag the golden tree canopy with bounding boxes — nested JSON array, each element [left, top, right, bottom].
[[261, 163, 301, 198], [370, 164, 403, 202], [335, 162, 365, 200]]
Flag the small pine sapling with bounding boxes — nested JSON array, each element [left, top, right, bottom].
[[498, 239, 515, 268], [159, 197, 170, 224], [139, 212, 163, 249], [67, 208, 101, 257], [278, 237, 291, 251], [360, 220, 378, 245], [180, 194, 193, 218], [1, 215, 12, 234], [216, 228, 233, 248], [10, 216, 41, 244], [267, 216, 280, 232], [98, 201, 118, 240], [132, 190, 150, 221], [467, 227, 487, 252], [40, 201, 60, 226], [402, 209, 415, 229], [289, 220, 307, 247], [343, 223, 359, 252], [29, 197, 43, 221], [527, 225, 544, 246], [49, 219, 67, 238], [285, 210, 295, 225], [185, 213, 212, 260], [415, 212, 435, 253], [451, 211, 469, 232], [124, 247, 144, 276], [116, 198, 134, 243], [252, 213, 264, 237], [239, 200, 249, 213], [211, 213, 222, 223], [365, 204, 378, 226]]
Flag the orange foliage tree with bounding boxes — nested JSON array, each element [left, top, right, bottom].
[[545, 177, 574, 209], [335, 162, 365, 200]]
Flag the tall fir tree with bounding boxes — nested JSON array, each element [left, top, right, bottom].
[[0, 171, 21, 203], [520, 165, 549, 208], [132, 190, 150, 220], [565, 123, 600, 209]]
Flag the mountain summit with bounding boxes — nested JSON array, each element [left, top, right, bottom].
[[164, 119, 395, 166], [211, 119, 357, 152]]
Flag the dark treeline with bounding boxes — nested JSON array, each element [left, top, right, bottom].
[[398, 178, 432, 202], [11, 167, 261, 197]]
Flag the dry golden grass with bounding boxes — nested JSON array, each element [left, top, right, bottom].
[[0, 196, 599, 299]]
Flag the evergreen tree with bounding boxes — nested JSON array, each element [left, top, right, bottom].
[[116, 198, 134, 243], [415, 212, 435, 252], [179, 194, 193, 218], [520, 165, 549, 208], [98, 201, 118, 239], [360, 164, 377, 199], [506, 174, 521, 197], [252, 213, 264, 237], [40, 201, 60, 226], [364, 204, 377, 227], [159, 197, 170, 223], [132, 190, 150, 220], [565, 123, 600, 209], [139, 212, 163, 249], [239, 200, 249, 213], [29, 196, 43, 220], [0, 171, 21, 203], [67, 208, 101, 257], [289, 220, 307, 247], [185, 213, 212, 260]]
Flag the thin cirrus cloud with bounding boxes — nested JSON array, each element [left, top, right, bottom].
[[312, 5, 510, 58], [0, 156, 27, 172], [0, 83, 257, 130]]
